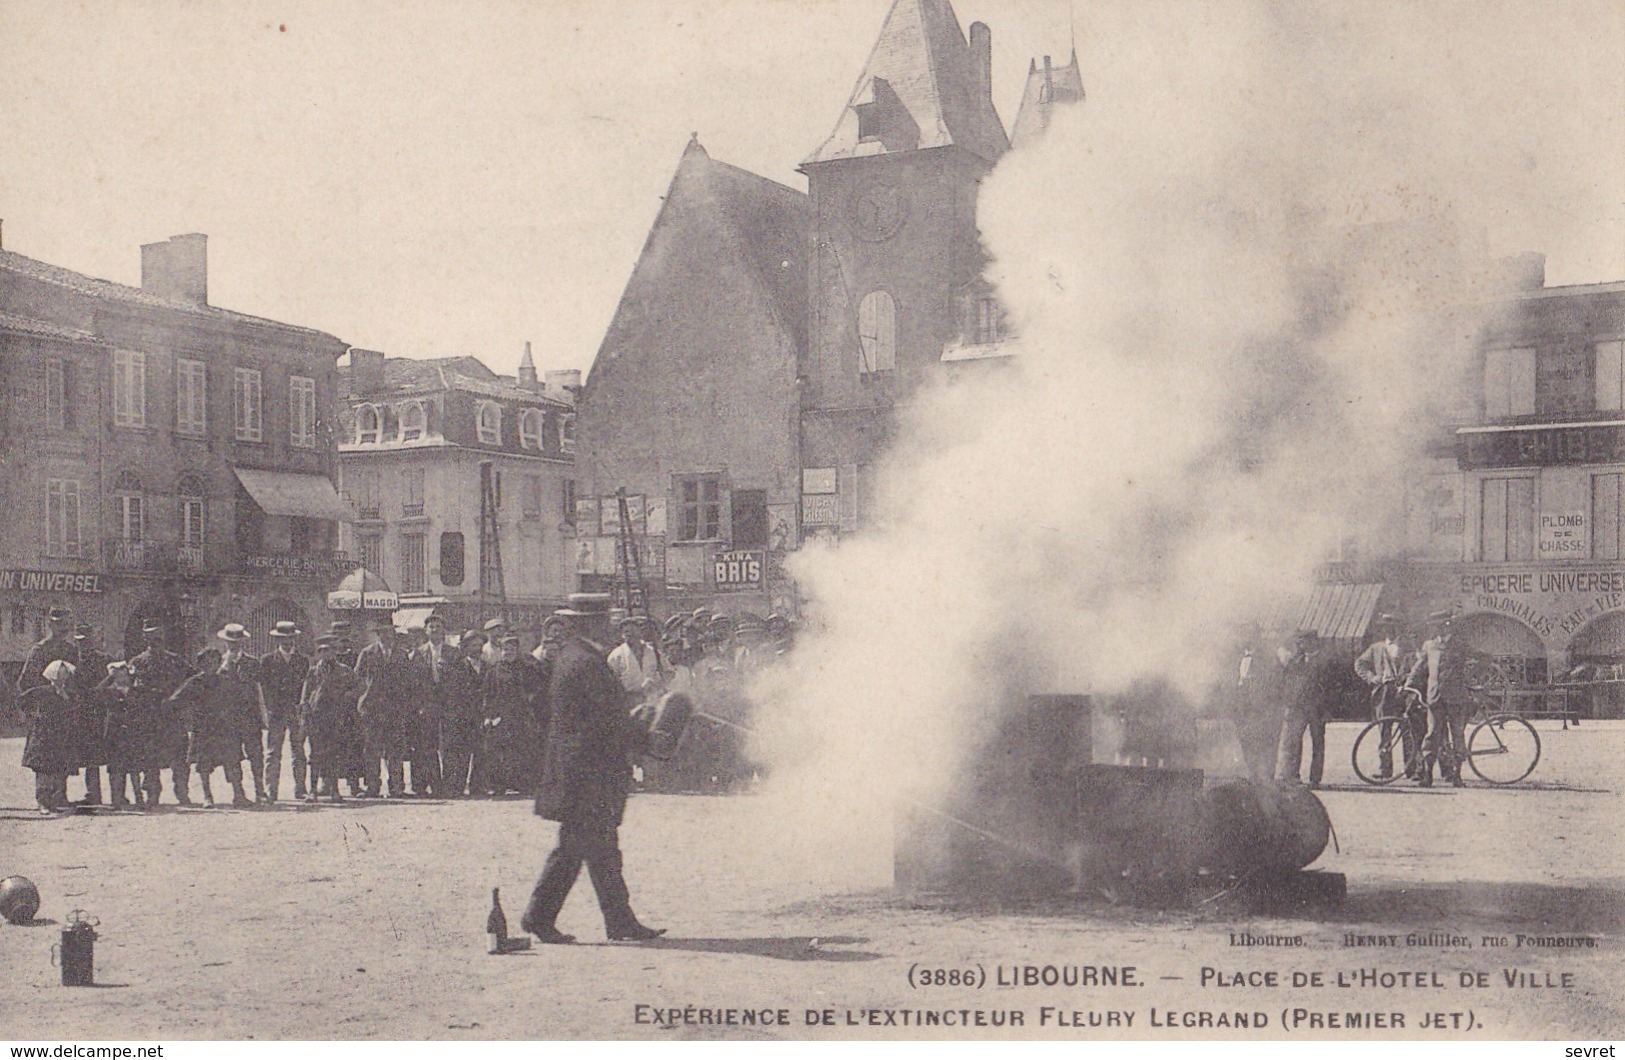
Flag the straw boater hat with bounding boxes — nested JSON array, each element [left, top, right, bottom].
[[483, 618, 507, 632], [72, 623, 95, 642], [48, 606, 71, 622], [269, 620, 301, 638], [142, 618, 165, 634], [314, 634, 339, 649], [216, 623, 251, 643]]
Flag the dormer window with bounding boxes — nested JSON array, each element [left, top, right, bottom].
[[559, 412, 577, 456], [357, 404, 382, 444], [519, 408, 542, 450], [477, 401, 502, 445], [400, 401, 426, 442]]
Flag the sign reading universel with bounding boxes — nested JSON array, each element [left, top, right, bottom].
[[0, 570, 104, 594]]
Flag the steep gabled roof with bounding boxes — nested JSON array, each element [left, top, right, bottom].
[[1010, 50, 1085, 149], [590, 138, 812, 386], [804, 0, 1008, 166], [0, 248, 342, 342]]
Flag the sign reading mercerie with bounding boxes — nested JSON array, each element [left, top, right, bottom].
[[712, 550, 764, 592], [0, 570, 103, 594]]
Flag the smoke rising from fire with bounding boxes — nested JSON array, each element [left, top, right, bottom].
[[738, 1, 1622, 863]]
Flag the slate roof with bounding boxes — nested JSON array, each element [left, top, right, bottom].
[[805, 0, 1008, 166], [591, 138, 812, 381], [1010, 51, 1085, 149], [0, 309, 101, 344], [0, 248, 342, 341], [342, 355, 570, 408]]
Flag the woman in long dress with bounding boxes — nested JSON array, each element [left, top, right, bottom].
[[21, 659, 80, 814]]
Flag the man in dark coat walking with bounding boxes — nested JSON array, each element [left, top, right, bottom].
[[521, 603, 663, 944]]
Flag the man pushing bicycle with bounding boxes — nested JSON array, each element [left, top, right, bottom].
[[1404, 610, 1476, 787]]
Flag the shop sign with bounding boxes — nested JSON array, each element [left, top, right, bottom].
[[712, 550, 764, 592], [1539, 510, 1588, 559], [1453, 568, 1625, 640], [802, 493, 840, 527], [244, 553, 357, 579], [0, 569, 103, 594], [1459, 424, 1625, 469]]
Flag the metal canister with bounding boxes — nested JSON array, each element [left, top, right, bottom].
[[54, 911, 98, 987], [644, 692, 694, 761]]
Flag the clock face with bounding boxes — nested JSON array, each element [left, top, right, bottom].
[[849, 183, 906, 242]]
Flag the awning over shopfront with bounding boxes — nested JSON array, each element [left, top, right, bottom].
[[1263, 583, 1384, 646], [233, 468, 350, 521], [392, 604, 441, 631]]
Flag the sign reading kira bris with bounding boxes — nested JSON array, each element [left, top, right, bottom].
[[1459, 423, 1625, 468]]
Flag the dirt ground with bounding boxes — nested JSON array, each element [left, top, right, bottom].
[[1, 721, 1621, 1041]]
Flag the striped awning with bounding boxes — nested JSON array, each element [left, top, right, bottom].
[[1262, 583, 1384, 644]]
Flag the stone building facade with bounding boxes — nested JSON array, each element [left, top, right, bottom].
[[0, 235, 351, 666], [336, 348, 579, 634]]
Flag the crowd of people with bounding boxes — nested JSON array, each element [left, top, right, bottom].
[[15, 602, 796, 815], [1249, 609, 1483, 789]]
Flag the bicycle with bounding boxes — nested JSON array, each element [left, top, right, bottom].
[[1351, 683, 1542, 786], [1350, 683, 1426, 785]]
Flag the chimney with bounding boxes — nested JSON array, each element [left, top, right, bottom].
[[517, 340, 540, 390], [348, 348, 387, 395], [1043, 54, 1053, 101], [140, 233, 208, 305], [544, 369, 582, 404], [969, 22, 993, 103]]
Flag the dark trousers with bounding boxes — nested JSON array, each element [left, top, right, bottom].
[[1422, 699, 1470, 779], [523, 817, 637, 934], [1372, 683, 1420, 776], [169, 759, 192, 803], [441, 746, 472, 796], [264, 717, 308, 799], [34, 771, 69, 810], [1275, 706, 1326, 785], [78, 765, 104, 804]]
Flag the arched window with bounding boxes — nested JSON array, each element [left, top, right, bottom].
[[858, 290, 896, 374], [519, 408, 542, 450], [559, 411, 577, 455], [356, 404, 382, 444], [399, 401, 426, 442], [477, 401, 502, 445]]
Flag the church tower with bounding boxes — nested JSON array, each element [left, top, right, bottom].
[[798, 0, 1008, 536]]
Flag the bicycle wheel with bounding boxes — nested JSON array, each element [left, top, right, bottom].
[[1351, 719, 1409, 785], [1466, 714, 1541, 785]]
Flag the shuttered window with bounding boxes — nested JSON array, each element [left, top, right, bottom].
[[114, 350, 147, 427], [1480, 477, 1535, 561], [176, 358, 207, 436]]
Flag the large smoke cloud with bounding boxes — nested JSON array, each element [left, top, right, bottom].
[[735, 0, 1620, 871]]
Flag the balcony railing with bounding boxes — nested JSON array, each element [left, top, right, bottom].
[[401, 502, 425, 518], [177, 545, 205, 572], [106, 538, 147, 571]]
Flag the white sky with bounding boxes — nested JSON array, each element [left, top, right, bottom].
[[2, 0, 1621, 378]]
